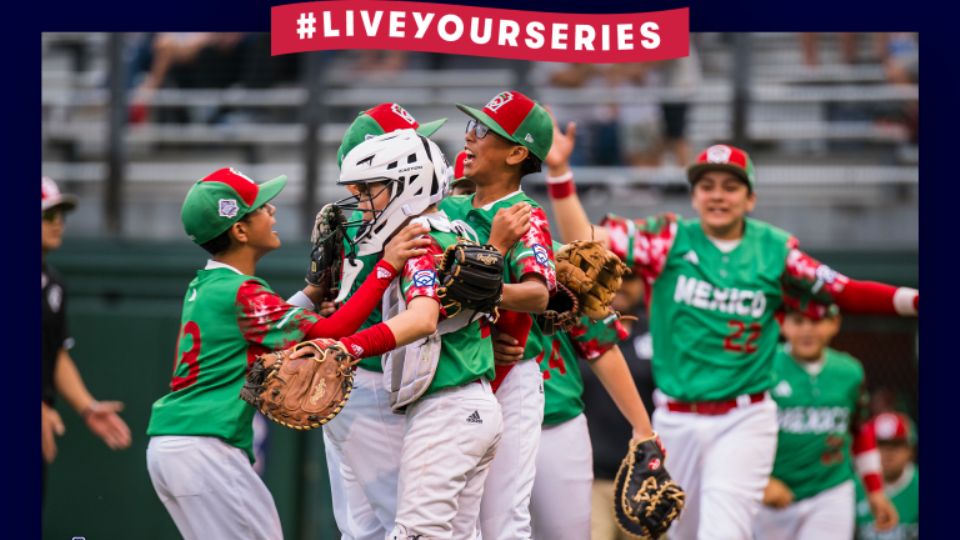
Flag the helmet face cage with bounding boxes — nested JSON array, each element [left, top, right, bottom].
[[336, 131, 448, 257]]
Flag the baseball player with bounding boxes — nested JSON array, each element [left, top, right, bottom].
[[854, 412, 919, 540], [309, 103, 448, 540], [544, 116, 919, 539], [41, 177, 132, 503], [491, 243, 659, 540], [438, 90, 557, 540], [145, 167, 428, 540], [296, 130, 512, 538], [754, 304, 898, 540]]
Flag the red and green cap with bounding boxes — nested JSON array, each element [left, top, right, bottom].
[[871, 412, 917, 446], [688, 144, 757, 191], [337, 103, 447, 167], [181, 167, 287, 245], [456, 90, 553, 161]]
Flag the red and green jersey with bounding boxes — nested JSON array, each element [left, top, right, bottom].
[[539, 314, 627, 426], [855, 465, 919, 540], [147, 262, 322, 461], [398, 214, 496, 396], [770, 347, 868, 501], [343, 210, 385, 372], [440, 191, 556, 362], [602, 214, 855, 401]]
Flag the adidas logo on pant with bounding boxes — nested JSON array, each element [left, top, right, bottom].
[[466, 410, 483, 424]]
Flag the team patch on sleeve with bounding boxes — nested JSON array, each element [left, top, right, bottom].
[[413, 269, 437, 287], [533, 244, 549, 266]]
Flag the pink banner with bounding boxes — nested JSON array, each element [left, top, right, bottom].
[[272, 1, 689, 63]]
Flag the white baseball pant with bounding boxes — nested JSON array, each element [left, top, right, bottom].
[[323, 367, 405, 539], [391, 379, 503, 539], [146, 435, 282, 540], [530, 413, 593, 540], [652, 392, 778, 540], [754, 480, 855, 540], [480, 359, 545, 540]]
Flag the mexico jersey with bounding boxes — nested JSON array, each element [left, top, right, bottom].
[[147, 261, 322, 461], [539, 313, 628, 426], [770, 346, 867, 501], [440, 190, 556, 363], [602, 214, 855, 401], [398, 214, 495, 396]]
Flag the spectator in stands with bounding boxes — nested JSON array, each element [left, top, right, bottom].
[[655, 44, 702, 167], [41, 177, 132, 504], [800, 33, 887, 67], [882, 33, 918, 143], [610, 63, 663, 167], [129, 33, 288, 124], [580, 274, 656, 539]]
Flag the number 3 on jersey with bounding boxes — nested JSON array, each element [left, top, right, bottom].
[[723, 320, 761, 353], [171, 321, 201, 390]]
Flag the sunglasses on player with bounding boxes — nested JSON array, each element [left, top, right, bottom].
[[465, 119, 492, 139]]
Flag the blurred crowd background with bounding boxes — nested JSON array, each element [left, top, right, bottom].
[[41, 32, 918, 539]]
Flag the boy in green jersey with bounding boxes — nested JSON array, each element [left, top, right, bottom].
[[146, 167, 428, 540], [855, 412, 919, 540], [545, 114, 919, 539], [294, 129, 528, 538], [438, 90, 557, 540], [755, 305, 897, 540]]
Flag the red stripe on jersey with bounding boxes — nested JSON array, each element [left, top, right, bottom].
[[201, 168, 259, 206]]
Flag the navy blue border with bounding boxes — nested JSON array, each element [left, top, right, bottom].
[[17, 0, 946, 537]]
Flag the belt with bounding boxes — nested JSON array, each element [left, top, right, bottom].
[[665, 392, 767, 415]]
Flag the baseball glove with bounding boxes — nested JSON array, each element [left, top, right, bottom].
[[240, 339, 360, 430], [535, 282, 580, 336], [306, 203, 346, 302], [436, 241, 504, 319], [556, 240, 630, 321], [613, 434, 685, 539]]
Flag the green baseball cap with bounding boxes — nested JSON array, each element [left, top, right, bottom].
[[181, 167, 287, 245], [456, 90, 553, 161], [337, 103, 447, 167]]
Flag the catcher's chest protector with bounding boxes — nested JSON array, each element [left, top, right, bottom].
[[380, 215, 478, 412]]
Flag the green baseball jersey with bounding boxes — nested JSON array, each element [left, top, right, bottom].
[[770, 347, 867, 501], [603, 213, 864, 401], [855, 465, 919, 540], [398, 216, 495, 396], [148, 262, 322, 461], [343, 210, 385, 372], [539, 314, 628, 426], [440, 191, 556, 362]]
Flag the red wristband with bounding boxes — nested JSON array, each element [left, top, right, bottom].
[[546, 171, 575, 199], [339, 322, 397, 359]]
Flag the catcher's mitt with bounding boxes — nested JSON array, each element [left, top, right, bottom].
[[613, 434, 685, 539], [306, 204, 346, 302], [556, 240, 630, 320], [240, 339, 359, 430], [535, 282, 580, 336], [436, 241, 504, 319]]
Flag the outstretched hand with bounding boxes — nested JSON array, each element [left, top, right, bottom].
[[83, 400, 132, 451]]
